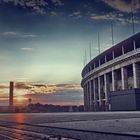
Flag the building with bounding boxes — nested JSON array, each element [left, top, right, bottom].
[[81, 33, 140, 111]]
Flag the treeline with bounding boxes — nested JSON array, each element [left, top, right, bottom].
[[14, 103, 84, 113]]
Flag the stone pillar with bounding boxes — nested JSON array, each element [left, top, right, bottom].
[[121, 67, 128, 90], [133, 63, 140, 88], [112, 70, 117, 91], [89, 80, 92, 111], [122, 46, 124, 54], [105, 56, 107, 63], [104, 74, 109, 100], [93, 79, 96, 111], [104, 74, 110, 110], [85, 83, 88, 111], [86, 83, 89, 111], [99, 59, 101, 66], [98, 76, 101, 106], [112, 51, 115, 59], [83, 86, 86, 111], [134, 40, 136, 49], [87, 82, 89, 111]]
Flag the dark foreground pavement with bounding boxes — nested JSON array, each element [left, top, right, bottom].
[[0, 112, 140, 140]]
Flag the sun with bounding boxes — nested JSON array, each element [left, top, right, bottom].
[[16, 96, 26, 102]]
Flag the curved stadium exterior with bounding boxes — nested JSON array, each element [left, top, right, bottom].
[[81, 32, 140, 111]]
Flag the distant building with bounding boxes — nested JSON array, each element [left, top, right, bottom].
[[9, 81, 14, 109], [81, 33, 140, 111]]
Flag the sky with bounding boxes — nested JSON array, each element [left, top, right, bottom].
[[0, 0, 140, 106]]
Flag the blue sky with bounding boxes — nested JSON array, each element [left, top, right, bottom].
[[0, 0, 140, 84], [0, 0, 140, 105]]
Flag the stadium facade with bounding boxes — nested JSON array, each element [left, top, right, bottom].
[[81, 33, 140, 111]]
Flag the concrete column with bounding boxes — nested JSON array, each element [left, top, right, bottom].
[[121, 67, 128, 90], [99, 59, 101, 66], [134, 40, 136, 49], [84, 84, 86, 111], [83, 86, 86, 111], [112, 51, 115, 59], [104, 74, 109, 100], [104, 74, 110, 110], [93, 79, 96, 110], [122, 46, 124, 54], [85, 83, 88, 111], [87, 82, 89, 111], [100, 76, 104, 99], [89, 80, 92, 111], [112, 70, 117, 91], [105, 56, 107, 63], [133, 63, 140, 88], [98, 77, 101, 105]]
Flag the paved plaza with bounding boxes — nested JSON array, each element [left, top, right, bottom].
[[0, 112, 140, 140]]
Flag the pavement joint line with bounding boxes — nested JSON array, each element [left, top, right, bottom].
[[0, 125, 76, 140], [0, 120, 140, 138], [0, 133, 18, 140]]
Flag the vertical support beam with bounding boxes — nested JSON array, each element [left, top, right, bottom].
[[98, 76, 101, 106], [99, 59, 100, 66], [122, 46, 124, 54], [105, 55, 107, 63], [84, 84, 87, 111], [87, 82, 89, 111], [104, 74, 110, 110], [133, 63, 140, 88], [112, 70, 116, 91], [86, 83, 88, 111], [93, 79, 96, 111], [85, 83, 88, 111], [134, 40, 136, 49], [133, 63, 137, 88], [89, 80, 92, 111], [104, 74, 108, 100], [112, 51, 115, 59], [94, 63, 95, 69], [83, 86, 86, 111], [121, 67, 128, 90]]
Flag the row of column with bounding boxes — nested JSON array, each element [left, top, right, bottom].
[[83, 62, 140, 111]]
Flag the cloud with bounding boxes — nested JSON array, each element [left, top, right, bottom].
[[91, 12, 140, 24], [0, 0, 63, 14], [22, 34, 38, 38], [0, 82, 83, 106], [2, 31, 17, 36], [15, 82, 33, 89], [51, 0, 64, 6], [0, 83, 9, 89], [103, 0, 140, 13], [1, 31, 38, 38], [24, 89, 83, 105], [69, 11, 82, 19], [21, 47, 34, 52]]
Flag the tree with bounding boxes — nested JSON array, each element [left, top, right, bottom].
[[28, 98, 32, 104]]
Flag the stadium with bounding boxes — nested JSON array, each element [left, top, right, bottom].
[[81, 32, 140, 111]]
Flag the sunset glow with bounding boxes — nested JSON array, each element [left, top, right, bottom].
[[16, 96, 27, 102]]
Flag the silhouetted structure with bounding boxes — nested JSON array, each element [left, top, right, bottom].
[[9, 81, 14, 109]]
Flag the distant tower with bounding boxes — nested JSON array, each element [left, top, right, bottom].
[[9, 81, 14, 108]]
